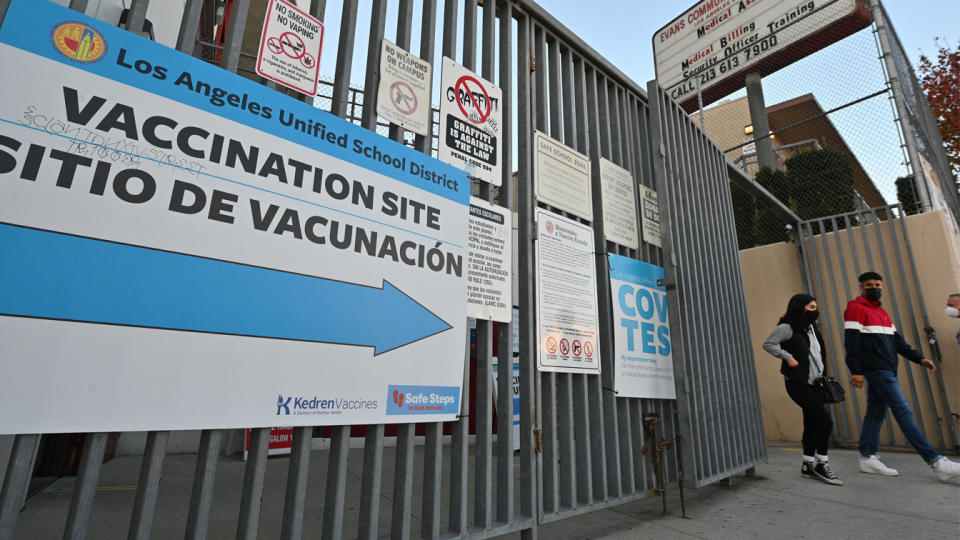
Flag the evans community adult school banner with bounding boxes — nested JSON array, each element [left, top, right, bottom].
[[0, 0, 470, 433]]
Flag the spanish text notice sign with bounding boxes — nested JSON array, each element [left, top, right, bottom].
[[0, 0, 469, 434]]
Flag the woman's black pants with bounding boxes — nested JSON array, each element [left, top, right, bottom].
[[785, 379, 833, 456]]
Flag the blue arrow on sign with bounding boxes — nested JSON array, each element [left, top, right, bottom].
[[0, 224, 452, 355]]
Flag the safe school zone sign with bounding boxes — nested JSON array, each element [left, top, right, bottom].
[[0, 0, 470, 434]]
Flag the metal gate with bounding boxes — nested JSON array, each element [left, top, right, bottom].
[[0, 1, 769, 538], [797, 205, 959, 455], [647, 81, 768, 487]]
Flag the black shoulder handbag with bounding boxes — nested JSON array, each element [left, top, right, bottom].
[[810, 325, 845, 404], [814, 375, 845, 404]]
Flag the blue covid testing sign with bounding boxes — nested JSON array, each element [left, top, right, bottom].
[[608, 254, 676, 399]]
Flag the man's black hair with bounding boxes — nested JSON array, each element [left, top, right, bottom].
[[859, 271, 883, 283]]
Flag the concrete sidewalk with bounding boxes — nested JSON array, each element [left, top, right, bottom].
[[535, 443, 960, 540], [10, 442, 959, 539]]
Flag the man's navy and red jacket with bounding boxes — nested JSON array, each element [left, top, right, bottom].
[[843, 294, 923, 375]]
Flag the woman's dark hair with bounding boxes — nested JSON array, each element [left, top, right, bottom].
[[778, 293, 816, 331]]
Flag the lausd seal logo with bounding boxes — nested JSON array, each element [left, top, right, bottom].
[[51, 21, 107, 63]]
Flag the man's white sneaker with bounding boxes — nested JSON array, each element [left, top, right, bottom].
[[931, 457, 960, 485], [859, 455, 898, 476]]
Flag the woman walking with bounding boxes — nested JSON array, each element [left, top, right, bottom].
[[763, 293, 842, 485]]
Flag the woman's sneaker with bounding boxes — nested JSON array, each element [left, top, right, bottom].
[[813, 462, 843, 485], [801, 461, 817, 479], [859, 455, 898, 476]]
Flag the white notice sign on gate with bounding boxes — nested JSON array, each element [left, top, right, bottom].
[[599, 158, 639, 249], [467, 197, 512, 322], [377, 39, 432, 136], [534, 131, 592, 220], [535, 208, 600, 374], [439, 57, 503, 186], [256, 0, 324, 96], [640, 186, 662, 248]]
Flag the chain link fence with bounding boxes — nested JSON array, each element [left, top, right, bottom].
[[672, 1, 956, 249]]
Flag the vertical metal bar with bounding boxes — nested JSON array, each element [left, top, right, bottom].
[[0, 0, 9, 26], [63, 433, 108, 540], [495, 1, 516, 525], [895, 211, 959, 451], [388, 0, 414, 141], [814, 220, 852, 439], [186, 430, 222, 540], [475, 323, 494, 527], [448, 330, 470, 535], [415, 0, 438, 154], [516, 12, 539, 538], [322, 427, 351, 540], [361, 0, 388, 129], [441, 0, 458, 60], [547, 38, 562, 138], [481, 0, 495, 80], [128, 431, 169, 540], [883, 211, 945, 449], [444, 2, 467, 534], [463, 0, 477, 70], [556, 373, 575, 508], [331, 0, 359, 117], [582, 65, 609, 504], [390, 424, 415, 540], [280, 427, 313, 540], [827, 216, 858, 439], [855, 211, 897, 444], [300, 0, 327, 103], [220, 0, 250, 73], [0, 434, 39, 540], [866, 208, 926, 444], [595, 72, 622, 498], [176, 0, 204, 54], [68, 1, 90, 13], [647, 82, 698, 485], [421, 422, 443, 540], [357, 425, 384, 540], [840, 214, 866, 437], [237, 428, 270, 540], [123, 0, 149, 34], [866, 209, 926, 434], [534, 25, 547, 132]]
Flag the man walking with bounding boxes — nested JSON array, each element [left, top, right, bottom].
[[844, 271, 960, 484]]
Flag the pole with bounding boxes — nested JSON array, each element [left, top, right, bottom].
[[744, 72, 776, 171]]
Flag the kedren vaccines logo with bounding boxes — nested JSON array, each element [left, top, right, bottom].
[[274, 394, 378, 416], [386, 385, 459, 415]]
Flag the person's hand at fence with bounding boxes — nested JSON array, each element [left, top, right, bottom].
[[921, 358, 936, 373], [850, 374, 864, 389]]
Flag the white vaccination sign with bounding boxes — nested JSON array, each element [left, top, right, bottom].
[[0, 1, 469, 434]]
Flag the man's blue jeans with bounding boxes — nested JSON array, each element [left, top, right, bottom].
[[859, 370, 941, 464]]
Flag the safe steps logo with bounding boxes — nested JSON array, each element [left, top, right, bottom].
[[386, 385, 459, 415], [51, 21, 106, 63]]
